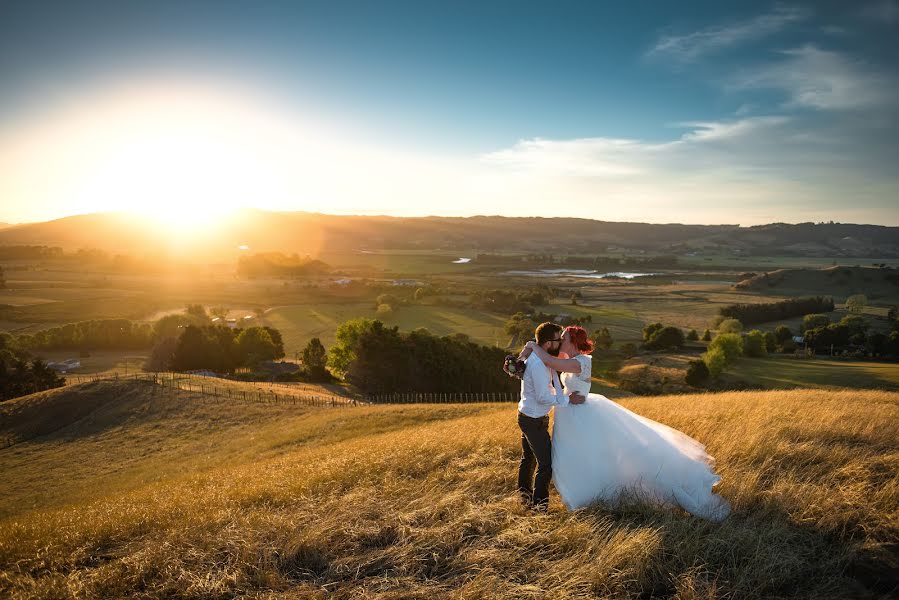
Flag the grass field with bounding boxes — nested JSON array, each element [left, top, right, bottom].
[[727, 357, 899, 390], [1, 381, 897, 598]]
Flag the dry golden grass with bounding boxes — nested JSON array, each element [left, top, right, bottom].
[[1, 383, 897, 599]]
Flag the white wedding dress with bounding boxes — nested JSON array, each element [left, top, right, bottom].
[[552, 354, 730, 521]]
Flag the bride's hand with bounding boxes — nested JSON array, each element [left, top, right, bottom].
[[524, 341, 538, 350]]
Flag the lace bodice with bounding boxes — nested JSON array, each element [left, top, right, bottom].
[[561, 354, 592, 396]]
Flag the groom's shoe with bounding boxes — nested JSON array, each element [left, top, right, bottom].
[[530, 500, 549, 513]]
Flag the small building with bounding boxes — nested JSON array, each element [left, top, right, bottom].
[[792, 336, 805, 344]]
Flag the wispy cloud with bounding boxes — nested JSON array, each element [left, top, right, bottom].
[[480, 117, 791, 177], [648, 5, 809, 62], [732, 45, 897, 110]]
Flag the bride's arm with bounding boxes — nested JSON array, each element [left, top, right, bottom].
[[524, 341, 582, 373]]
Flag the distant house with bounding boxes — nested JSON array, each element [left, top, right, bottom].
[[333, 278, 352, 286], [211, 317, 239, 329], [792, 336, 805, 344], [392, 279, 422, 286]]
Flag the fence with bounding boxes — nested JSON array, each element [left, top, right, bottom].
[[62, 371, 519, 406]]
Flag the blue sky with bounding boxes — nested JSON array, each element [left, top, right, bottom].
[[1, 1, 897, 225]]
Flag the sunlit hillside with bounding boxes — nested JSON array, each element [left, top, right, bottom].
[[1, 382, 896, 599]]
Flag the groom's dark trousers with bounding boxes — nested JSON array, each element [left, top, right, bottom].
[[518, 412, 552, 508]]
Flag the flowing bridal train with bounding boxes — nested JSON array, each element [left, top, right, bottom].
[[552, 353, 731, 521]]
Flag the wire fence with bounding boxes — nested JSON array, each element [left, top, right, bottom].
[[62, 371, 519, 406]]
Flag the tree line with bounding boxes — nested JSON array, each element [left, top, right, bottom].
[[718, 296, 835, 325], [327, 318, 518, 395], [236, 253, 330, 278]]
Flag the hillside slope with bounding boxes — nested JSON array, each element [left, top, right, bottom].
[[1, 382, 897, 598], [734, 265, 899, 300]]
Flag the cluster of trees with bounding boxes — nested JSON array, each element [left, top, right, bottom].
[[0, 245, 66, 260], [802, 314, 899, 357], [17, 319, 154, 352], [718, 296, 834, 325], [472, 289, 548, 314], [237, 253, 330, 278], [327, 318, 517, 394], [642, 323, 686, 351], [0, 335, 65, 401], [148, 325, 285, 373]]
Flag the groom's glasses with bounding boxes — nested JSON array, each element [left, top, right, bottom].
[[549, 337, 562, 344]]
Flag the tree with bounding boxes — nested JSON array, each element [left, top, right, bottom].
[[210, 306, 229, 319], [686, 329, 699, 341], [801, 314, 830, 333], [591, 327, 613, 350], [328, 318, 378, 377], [685, 360, 710, 387], [774, 325, 793, 344], [302, 338, 330, 381], [619, 343, 638, 358], [743, 330, 768, 358], [708, 333, 743, 363], [414, 288, 426, 302], [570, 293, 578, 306], [237, 327, 279, 366], [763, 331, 777, 353], [718, 319, 743, 334], [642, 322, 664, 342], [376, 303, 393, 317], [702, 347, 727, 378], [888, 306, 898, 322], [701, 329, 712, 342], [839, 315, 869, 336], [376, 293, 399, 308], [644, 326, 685, 351], [253, 307, 266, 319], [845, 294, 867, 314], [145, 336, 178, 371], [185, 304, 209, 320]]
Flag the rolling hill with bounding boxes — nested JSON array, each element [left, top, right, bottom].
[[1, 210, 897, 259], [735, 265, 899, 300], [1, 380, 897, 598]]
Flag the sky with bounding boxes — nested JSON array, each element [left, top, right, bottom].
[[0, 0, 897, 226]]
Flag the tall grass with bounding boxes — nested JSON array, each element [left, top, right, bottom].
[[1, 385, 896, 598]]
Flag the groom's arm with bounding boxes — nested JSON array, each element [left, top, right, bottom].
[[528, 360, 570, 408]]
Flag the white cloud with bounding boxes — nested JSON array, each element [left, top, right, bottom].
[[648, 5, 808, 62], [732, 45, 897, 110], [477, 115, 899, 225]]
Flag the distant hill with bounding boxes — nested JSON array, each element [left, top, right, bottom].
[[734, 265, 899, 300], [0, 210, 896, 259]]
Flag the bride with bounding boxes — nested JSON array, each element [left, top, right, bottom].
[[521, 326, 730, 521]]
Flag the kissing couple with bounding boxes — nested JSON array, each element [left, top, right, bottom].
[[514, 322, 730, 521]]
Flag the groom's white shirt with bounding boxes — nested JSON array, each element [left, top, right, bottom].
[[518, 352, 568, 418]]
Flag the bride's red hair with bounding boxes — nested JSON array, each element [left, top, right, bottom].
[[565, 325, 594, 353]]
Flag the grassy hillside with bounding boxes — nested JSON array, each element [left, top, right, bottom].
[[735, 266, 899, 301], [1, 382, 897, 598]]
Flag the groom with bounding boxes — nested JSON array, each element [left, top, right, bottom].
[[517, 322, 585, 510]]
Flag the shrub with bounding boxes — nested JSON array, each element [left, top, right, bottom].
[[376, 303, 394, 317], [744, 330, 768, 358], [644, 326, 685, 351], [591, 327, 613, 350], [774, 325, 793, 344], [708, 333, 743, 362], [763, 331, 777, 353], [701, 329, 712, 342], [302, 338, 330, 381], [642, 322, 663, 342], [619, 342, 638, 358], [702, 347, 727, 378], [801, 314, 831, 333], [685, 360, 709, 387], [686, 329, 699, 341], [718, 319, 743, 334]]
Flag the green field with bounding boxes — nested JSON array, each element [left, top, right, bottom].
[[727, 357, 899, 390]]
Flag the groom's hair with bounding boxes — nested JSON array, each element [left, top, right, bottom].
[[535, 322, 562, 345]]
